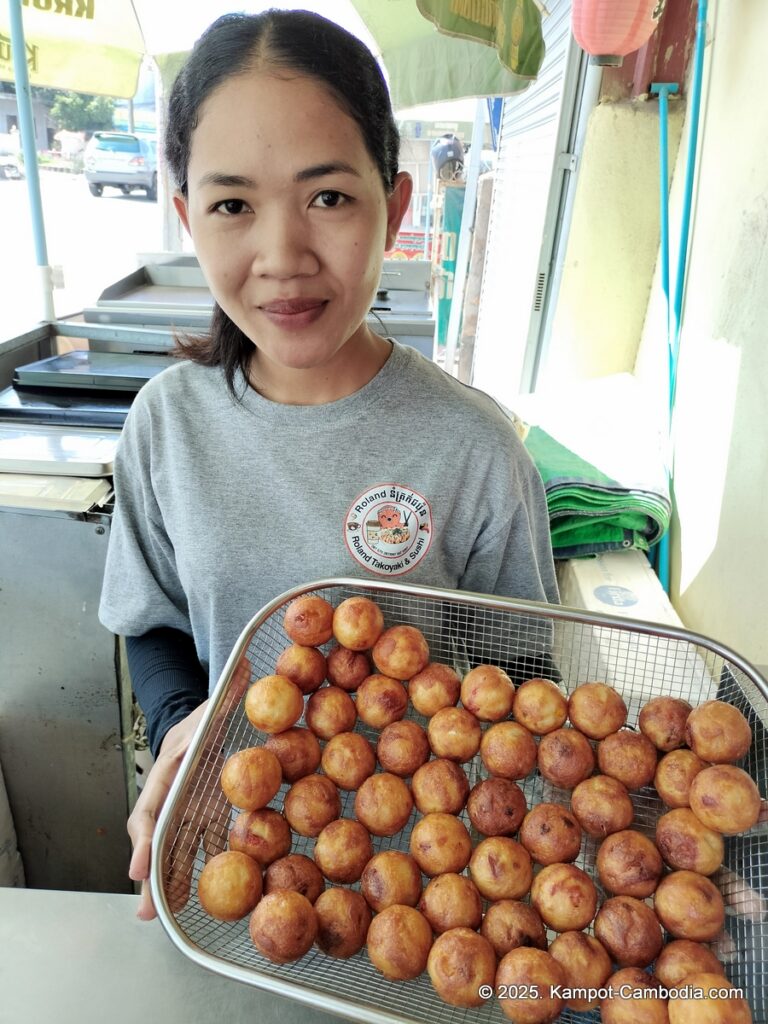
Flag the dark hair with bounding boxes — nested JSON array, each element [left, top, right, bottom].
[[165, 9, 401, 393]]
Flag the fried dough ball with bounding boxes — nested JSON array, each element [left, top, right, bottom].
[[354, 772, 413, 836], [355, 674, 408, 730], [376, 720, 430, 777], [470, 837, 533, 901], [460, 664, 515, 722], [408, 663, 461, 717], [366, 905, 433, 981], [410, 812, 472, 876], [639, 696, 693, 751], [481, 721, 538, 780], [244, 674, 304, 734], [571, 774, 634, 837], [467, 778, 527, 836], [264, 853, 325, 904], [601, 968, 669, 1024], [654, 870, 725, 941], [593, 895, 664, 967], [283, 774, 340, 837], [325, 644, 371, 691], [512, 677, 568, 735], [320, 731, 376, 790], [496, 948, 566, 1024], [427, 706, 482, 762], [197, 850, 263, 921], [228, 808, 291, 867], [411, 758, 470, 815], [274, 644, 327, 695], [305, 685, 356, 740], [596, 829, 664, 898], [537, 727, 596, 790], [519, 802, 582, 864], [313, 818, 373, 883], [668, 972, 752, 1024], [549, 931, 612, 1011], [654, 939, 725, 988], [248, 890, 317, 964], [427, 928, 497, 1008], [314, 887, 371, 959], [283, 595, 334, 647], [685, 701, 752, 764], [331, 595, 384, 651], [220, 746, 282, 811], [360, 850, 422, 912], [530, 863, 598, 932], [481, 900, 547, 957], [372, 624, 430, 680], [264, 727, 321, 783], [568, 682, 628, 739], [655, 749, 708, 808], [597, 729, 658, 790], [656, 808, 725, 875], [419, 872, 483, 933], [689, 764, 761, 835]]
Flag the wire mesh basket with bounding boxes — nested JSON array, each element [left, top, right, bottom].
[[152, 578, 768, 1024]]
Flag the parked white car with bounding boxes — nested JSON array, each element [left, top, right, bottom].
[[0, 132, 23, 179], [84, 131, 157, 199]]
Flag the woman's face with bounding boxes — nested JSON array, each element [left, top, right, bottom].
[[174, 69, 412, 387]]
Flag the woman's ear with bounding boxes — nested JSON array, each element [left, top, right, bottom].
[[385, 171, 414, 250], [173, 193, 192, 235]]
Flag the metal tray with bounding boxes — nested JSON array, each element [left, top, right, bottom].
[[152, 579, 768, 1024]]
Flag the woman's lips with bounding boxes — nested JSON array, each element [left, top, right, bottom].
[[259, 298, 328, 328]]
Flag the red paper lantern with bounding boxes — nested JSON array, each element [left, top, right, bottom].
[[572, 0, 667, 66]]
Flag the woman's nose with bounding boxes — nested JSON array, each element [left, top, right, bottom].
[[249, 208, 319, 279]]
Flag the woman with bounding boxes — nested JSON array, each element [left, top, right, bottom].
[[99, 9, 558, 919]]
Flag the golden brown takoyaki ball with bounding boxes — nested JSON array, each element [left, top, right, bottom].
[[689, 764, 761, 835], [372, 624, 430, 680], [596, 829, 664, 898], [427, 928, 497, 1008], [668, 973, 752, 1024], [366, 904, 433, 981], [220, 746, 282, 811], [314, 887, 371, 959], [495, 948, 566, 1024], [570, 774, 634, 837], [304, 685, 356, 740], [480, 900, 547, 958], [427, 706, 482, 762], [537, 727, 596, 790], [568, 682, 628, 740], [248, 890, 317, 964], [654, 870, 725, 941], [376, 719, 430, 776], [355, 674, 408, 730], [411, 757, 470, 815], [197, 850, 263, 921], [655, 749, 708, 808], [320, 731, 376, 790], [419, 872, 483, 933], [410, 812, 472, 876], [480, 721, 538, 780], [313, 818, 373, 884], [282, 773, 340, 837], [331, 595, 384, 651], [512, 678, 568, 736], [639, 696, 693, 752], [408, 662, 461, 717], [325, 644, 371, 691], [656, 808, 724, 875], [460, 664, 515, 722], [685, 701, 752, 764], [469, 837, 533, 901], [654, 940, 725, 988], [244, 674, 304, 734], [530, 863, 598, 932], [601, 968, 669, 1024], [593, 895, 664, 967], [264, 727, 321, 783], [360, 850, 422, 912], [519, 802, 582, 865], [467, 778, 527, 837], [228, 808, 292, 867], [354, 771, 413, 837], [264, 853, 325, 904], [283, 595, 334, 647], [597, 729, 658, 790], [274, 644, 327, 695], [549, 931, 612, 1011]]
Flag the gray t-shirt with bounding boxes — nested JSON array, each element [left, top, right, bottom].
[[99, 342, 558, 690]]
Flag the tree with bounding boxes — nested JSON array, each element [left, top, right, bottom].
[[48, 92, 115, 134]]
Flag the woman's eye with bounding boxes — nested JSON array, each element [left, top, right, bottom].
[[311, 190, 350, 209], [212, 198, 250, 215]]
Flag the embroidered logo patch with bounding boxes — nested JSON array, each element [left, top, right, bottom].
[[344, 484, 433, 576]]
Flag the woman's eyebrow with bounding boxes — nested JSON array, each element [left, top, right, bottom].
[[294, 161, 361, 182], [197, 163, 360, 189], [197, 172, 256, 188]]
